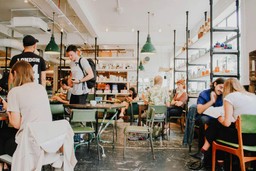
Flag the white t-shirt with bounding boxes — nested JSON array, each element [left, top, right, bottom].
[[70, 57, 91, 95], [7, 82, 52, 143], [224, 92, 256, 121]]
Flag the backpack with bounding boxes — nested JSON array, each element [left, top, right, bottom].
[[78, 58, 96, 89]]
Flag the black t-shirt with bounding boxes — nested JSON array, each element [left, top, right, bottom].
[[10, 52, 46, 84]]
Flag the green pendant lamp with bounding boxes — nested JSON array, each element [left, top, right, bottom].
[[45, 12, 60, 54], [138, 60, 144, 71], [141, 12, 156, 54]]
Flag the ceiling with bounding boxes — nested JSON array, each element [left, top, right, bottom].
[[0, 0, 219, 51]]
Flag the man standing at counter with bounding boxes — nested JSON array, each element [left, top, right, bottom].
[[66, 45, 94, 104], [9, 35, 46, 89]]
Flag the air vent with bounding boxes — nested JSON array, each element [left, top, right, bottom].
[[10, 17, 48, 34]]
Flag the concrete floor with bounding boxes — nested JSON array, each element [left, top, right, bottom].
[[71, 121, 202, 171]]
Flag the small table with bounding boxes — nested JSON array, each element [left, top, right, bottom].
[[63, 103, 125, 159], [137, 102, 148, 126]]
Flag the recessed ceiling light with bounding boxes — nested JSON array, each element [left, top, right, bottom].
[[158, 29, 162, 32], [131, 28, 135, 32], [105, 28, 109, 32], [24, 0, 28, 3]]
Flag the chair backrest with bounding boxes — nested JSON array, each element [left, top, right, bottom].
[[50, 104, 65, 115], [126, 102, 139, 115], [71, 109, 96, 123], [146, 107, 156, 127], [149, 105, 167, 114], [240, 114, 256, 134]]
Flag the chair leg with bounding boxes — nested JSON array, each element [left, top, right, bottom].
[[97, 134, 100, 160], [149, 133, 155, 160], [239, 156, 246, 171], [230, 154, 232, 171], [123, 132, 127, 158], [212, 143, 216, 171], [112, 124, 115, 148]]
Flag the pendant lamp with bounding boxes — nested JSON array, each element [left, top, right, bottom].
[[141, 12, 156, 54], [138, 60, 144, 71], [45, 12, 60, 54]]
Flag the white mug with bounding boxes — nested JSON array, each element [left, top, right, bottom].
[[90, 100, 97, 106]]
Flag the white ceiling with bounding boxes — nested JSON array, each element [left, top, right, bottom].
[[0, 0, 219, 51]]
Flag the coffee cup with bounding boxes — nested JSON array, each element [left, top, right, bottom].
[[90, 100, 97, 106]]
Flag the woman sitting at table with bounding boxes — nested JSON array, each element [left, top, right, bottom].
[[51, 78, 73, 104], [0, 60, 52, 170], [167, 79, 188, 118], [118, 87, 139, 122], [194, 78, 256, 169]]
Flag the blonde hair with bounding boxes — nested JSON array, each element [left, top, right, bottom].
[[11, 60, 34, 87], [154, 75, 163, 85], [223, 78, 247, 97]]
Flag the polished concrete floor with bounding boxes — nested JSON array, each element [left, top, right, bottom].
[[71, 121, 202, 171]]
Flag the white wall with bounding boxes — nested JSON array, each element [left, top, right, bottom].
[[240, 0, 256, 85]]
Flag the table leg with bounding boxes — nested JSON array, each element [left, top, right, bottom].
[[97, 109, 119, 158]]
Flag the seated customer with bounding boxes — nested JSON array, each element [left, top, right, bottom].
[[51, 78, 73, 104], [167, 79, 188, 118], [5, 61, 52, 170], [144, 75, 170, 107], [195, 78, 256, 169], [183, 78, 225, 155], [118, 87, 139, 122]]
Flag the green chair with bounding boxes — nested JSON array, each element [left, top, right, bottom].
[[124, 107, 156, 160], [70, 109, 98, 158], [212, 114, 256, 171], [126, 102, 139, 125], [50, 103, 65, 120], [150, 105, 167, 145], [167, 104, 187, 134]]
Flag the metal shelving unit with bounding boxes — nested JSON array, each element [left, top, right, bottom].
[[209, 0, 240, 81]]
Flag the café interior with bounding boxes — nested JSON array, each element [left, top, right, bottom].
[[0, 0, 256, 170]]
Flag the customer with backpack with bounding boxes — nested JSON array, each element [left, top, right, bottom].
[[66, 45, 95, 104]]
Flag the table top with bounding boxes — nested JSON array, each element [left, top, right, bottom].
[[64, 103, 125, 109]]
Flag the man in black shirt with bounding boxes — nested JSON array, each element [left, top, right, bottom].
[[9, 35, 46, 89]]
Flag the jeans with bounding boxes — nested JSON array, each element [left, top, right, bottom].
[[196, 114, 214, 149], [182, 104, 197, 146]]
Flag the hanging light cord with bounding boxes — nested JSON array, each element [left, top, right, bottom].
[[147, 12, 150, 35], [52, 12, 55, 35]]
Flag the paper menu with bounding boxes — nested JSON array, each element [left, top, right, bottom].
[[203, 106, 224, 118]]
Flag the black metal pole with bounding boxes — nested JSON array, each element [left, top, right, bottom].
[[137, 30, 139, 94], [173, 30, 176, 89], [59, 31, 63, 80], [94, 37, 97, 99], [186, 11, 189, 98], [210, 0, 213, 82], [236, 0, 240, 80], [5, 47, 8, 71]]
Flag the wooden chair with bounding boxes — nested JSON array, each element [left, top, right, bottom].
[[212, 114, 256, 171], [124, 107, 156, 159]]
